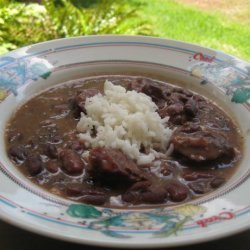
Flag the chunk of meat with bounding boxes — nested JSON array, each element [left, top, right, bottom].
[[88, 147, 148, 185], [173, 87, 193, 97], [159, 105, 188, 126], [184, 98, 198, 117], [75, 88, 100, 112], [158, 103, 184, 119], [180, 122, 201, 133], [127, 78, 146, 92], [59, 149, 85, 175], [127, 78, 173, 102], [122, 180, 168, 204], [141, 81, 165, 103], [159, 97, 197, 125], [172, 128, 233, 162], [168, 92, 188, 105], [170, 114, 188, 125]]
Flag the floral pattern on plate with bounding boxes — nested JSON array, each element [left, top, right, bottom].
[[67, 204, 206, 238], [0, 56, 52, 100], [190, 57, 250, 103]]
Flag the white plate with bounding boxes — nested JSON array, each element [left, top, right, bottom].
[[0, 36, 249, 248]]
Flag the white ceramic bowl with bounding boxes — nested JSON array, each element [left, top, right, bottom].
[[0, 36, 249, 248]]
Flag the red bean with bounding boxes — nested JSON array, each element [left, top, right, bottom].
[[66, 183, 83, 197], [59, 149, 85, 175], [141, 190, 167, 203], [188, 181, 211, 194], [183, 172, 215, 181], [26, 155, 43, 176], [129, 181, 151, 191], [80, 194, 108, 206], [8, 145, 27, 162], [68, 141, 86, 152], [46, 160, 59, 173], [45, 144, 58, 159], [210, 177, 225, 188], [166, 182, 189, 202]]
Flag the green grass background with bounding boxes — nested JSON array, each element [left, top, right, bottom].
[[128, 0, 250, 61]]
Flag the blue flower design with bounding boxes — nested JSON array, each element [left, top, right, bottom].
[[189, 58, 250, 103], [0, 56, 52, 97]]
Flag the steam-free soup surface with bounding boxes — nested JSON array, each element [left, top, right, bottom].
[[6, 76, 242, 208]]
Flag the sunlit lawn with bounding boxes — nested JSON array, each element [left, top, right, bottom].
[[128, 0, 250, 61]]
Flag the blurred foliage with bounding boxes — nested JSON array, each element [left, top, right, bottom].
[[0, 1, 55, 54], [43, 0, 152, 36], [0, 0, 153, 54]]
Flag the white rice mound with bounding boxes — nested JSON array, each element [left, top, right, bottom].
[[77, 80, 173, 165]]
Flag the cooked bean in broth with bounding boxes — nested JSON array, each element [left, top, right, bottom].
[[5, 76, 242, 208]]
